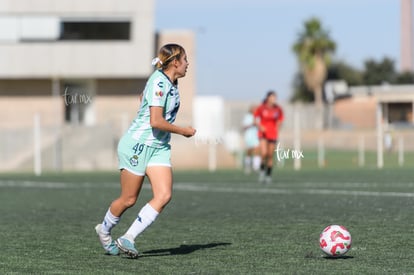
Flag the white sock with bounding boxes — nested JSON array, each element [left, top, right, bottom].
[[101, 208, 120, 234], [123, 203, 159, 242], [253, 156, 261, 171]]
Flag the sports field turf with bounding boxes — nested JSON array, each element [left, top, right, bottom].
[[0, 167, 413, 274]]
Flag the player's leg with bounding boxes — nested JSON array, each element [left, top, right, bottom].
[[252, 145, 261, 171], [245, 131, 259, 174], [96, 169, 144, 255], [117, 146, 171, 258], [117, 166, 171, 258], [264, 140, 276, 183], [146, 165, 173, 212], [123, 165, 172, 236], [244, 147, 253, 174], [111, 169, 145, 216], [258, 138, 268, 182]]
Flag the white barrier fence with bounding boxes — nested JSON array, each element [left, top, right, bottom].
[[1, 113, 413, 174]]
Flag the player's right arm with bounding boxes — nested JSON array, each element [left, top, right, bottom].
[[147, 75, 196, 138], [150, 106, 196, 137], [276, 105, 284, 129]]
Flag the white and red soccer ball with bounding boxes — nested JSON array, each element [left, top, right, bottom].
[[319, 225, 352, 257]]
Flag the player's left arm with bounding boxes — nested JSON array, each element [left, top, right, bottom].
[[276, 106, 284, 128]]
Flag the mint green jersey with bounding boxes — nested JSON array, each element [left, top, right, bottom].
[[127, 70, 180, 148]]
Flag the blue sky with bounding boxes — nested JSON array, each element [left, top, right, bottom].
[[155, 0, 400, 102]]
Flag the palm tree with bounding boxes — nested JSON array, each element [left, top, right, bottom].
[[293, 17, 336, 129]]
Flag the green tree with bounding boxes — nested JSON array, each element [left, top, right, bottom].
[[291, 60, 362, 103], [362, 57, 396, 85], [292, 17, 336, 129], [396, 71, 414, 84], [290, 72, 314, 103], [327, 60, 363, 86]]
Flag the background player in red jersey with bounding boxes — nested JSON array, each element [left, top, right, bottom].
[[254, 91, 284, 183]]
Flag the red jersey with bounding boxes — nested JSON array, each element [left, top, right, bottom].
[[254, 103, 284, 141]]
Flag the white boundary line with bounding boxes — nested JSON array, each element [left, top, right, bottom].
[[173, 183, 414, 198], [0, 180, 116, 189], [1, 180, 413, 198]]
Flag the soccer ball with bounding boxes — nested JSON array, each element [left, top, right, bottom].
[[319, 225, 352, 257]]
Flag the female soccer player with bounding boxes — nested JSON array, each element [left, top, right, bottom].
[[254, 91, 284, 184], [95, 44, 196, 258], [242, 105, 260, 174]]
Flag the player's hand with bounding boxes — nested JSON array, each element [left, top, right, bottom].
[[182, 126, 196, 138]]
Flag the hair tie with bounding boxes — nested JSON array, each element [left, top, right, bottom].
[[151, 57, 163, 66]]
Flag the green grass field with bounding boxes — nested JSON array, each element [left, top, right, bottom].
[[0, 167, 413, 274]]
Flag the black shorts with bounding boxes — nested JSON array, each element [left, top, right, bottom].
[[260, 138, 277, 144]]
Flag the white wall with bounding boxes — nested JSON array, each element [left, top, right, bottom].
[[0, 0, 155, 78], [193, 96, 225, 141]]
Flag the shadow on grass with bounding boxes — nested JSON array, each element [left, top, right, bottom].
[[304, 251, 354, 260], [140, 242, 232, 257], [323, 255, 354, 260]]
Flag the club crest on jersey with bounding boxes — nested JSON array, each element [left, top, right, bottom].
[[129, 155, 139, 166], [155, 91, 163, 97]]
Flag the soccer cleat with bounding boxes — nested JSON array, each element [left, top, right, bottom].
[[95, 224, 119, 256], [116, 237, 139, 259]]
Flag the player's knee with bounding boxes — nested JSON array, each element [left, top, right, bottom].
[[155, 190, 172, 206], [122, 196, 138, 208], [162, 192, 172, 205]]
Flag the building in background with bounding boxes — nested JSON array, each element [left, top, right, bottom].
[[0, 0, 229, 172], [0, 0, 154, 128], [334, 84, 414, 129]]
